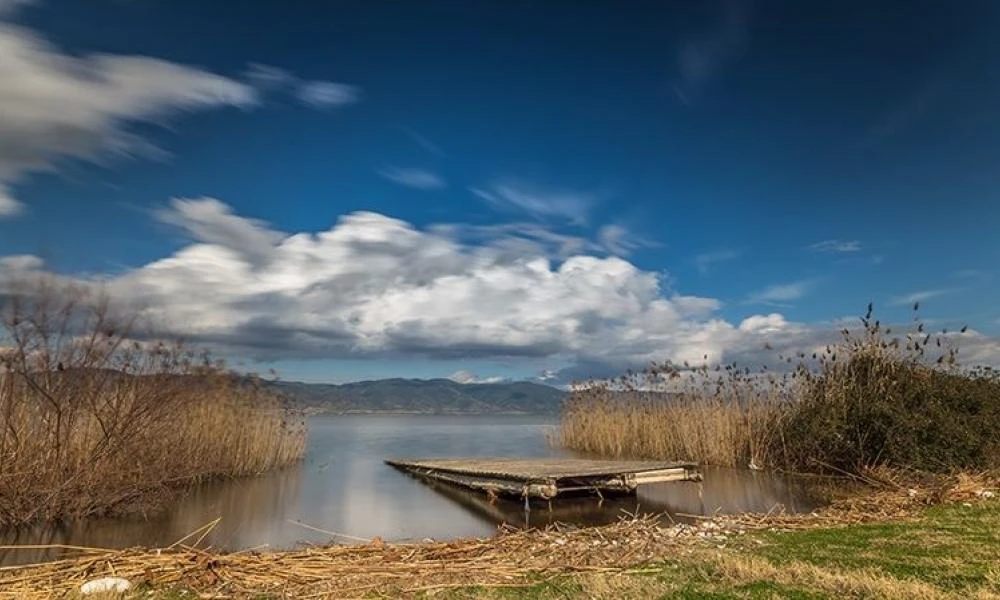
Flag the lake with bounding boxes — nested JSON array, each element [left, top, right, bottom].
[[0, 415, 825, 564]]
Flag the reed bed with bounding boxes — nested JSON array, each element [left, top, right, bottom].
[[562, 304, 1000, 474], [0, 278, 306, 526]]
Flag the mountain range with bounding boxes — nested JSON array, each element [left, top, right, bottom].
[[268, 378, 567, 415]]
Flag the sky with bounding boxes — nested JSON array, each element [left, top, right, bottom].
[[0, 0, 998, 385]]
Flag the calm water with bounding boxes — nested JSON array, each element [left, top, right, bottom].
[[0, 415, 825, 564]]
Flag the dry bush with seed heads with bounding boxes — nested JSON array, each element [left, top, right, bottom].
[[562, 303, 1000, 474], [0, 278, 306, 527]]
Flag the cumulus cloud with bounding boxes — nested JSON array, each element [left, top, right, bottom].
[[377, 167, 446, 190], [808, 240, 862, 253], [0, 253, 43, 273], [470, 183, 598, 225], [448, 370, 507, 385], [6, 201, 999, 383], [65, 200, 755, 375]]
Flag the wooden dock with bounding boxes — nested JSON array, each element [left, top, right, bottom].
[[385, 458, 701, 500]]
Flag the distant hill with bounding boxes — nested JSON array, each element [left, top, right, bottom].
[[268, 378, 567, 415]]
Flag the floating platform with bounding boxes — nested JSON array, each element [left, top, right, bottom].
[[386, 458, 701, 500]]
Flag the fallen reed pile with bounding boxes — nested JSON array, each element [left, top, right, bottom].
[[0, 516, 694, 599], [2, 472, 995, 599]]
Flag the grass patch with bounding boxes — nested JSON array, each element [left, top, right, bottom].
[[751, 502, 1000, 592]]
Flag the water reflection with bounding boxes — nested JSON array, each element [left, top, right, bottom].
[[410, 466, 823, 530], [0, 415, 827, 565]]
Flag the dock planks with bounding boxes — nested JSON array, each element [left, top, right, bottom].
[[386, 457, 701, 500]]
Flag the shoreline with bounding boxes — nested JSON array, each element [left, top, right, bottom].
[[2, 472, 995, 599]]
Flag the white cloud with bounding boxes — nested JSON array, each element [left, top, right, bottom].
[[0, 21, 360, 217], [296, 81, 360, 108], [745, 280, 814, 304], [0, 19, 254, 212], [155, 197, 283, 266], [7, 201, 999, 383], [890, 289, 955, 307], [694, 249, 740, 274], [597, 224, 656, 257], [471, 183, 598, 225], [0, 253, 43, 273], [377, 167, 446, 190], [429, 222, 595, 260], [808, 240, 862, 253], [448, 370, 507, 385], [0, 183, 22, 218]]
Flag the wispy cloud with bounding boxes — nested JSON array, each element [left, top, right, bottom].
[[244, 63, 361, 109], [694, 249, 740, 274], [889, 288, 955, 306], [377, 167, 446, 190], [808, 239, 862, 253], [861, 81, 942, 147], [597, 225, 657, 257], [0, 184, 22, 218], [672, 0, 751, 104], [470, 183, 599, 225], [746, 279, 815, 305], [954, 269, 993, 282], [402, 127, 445, 157], [296, 81, 361, 108]]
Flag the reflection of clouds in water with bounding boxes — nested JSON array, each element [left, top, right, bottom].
[[0, 416, 830, 566], [638, 467, 824, 517], [0, 467, 305, 565]]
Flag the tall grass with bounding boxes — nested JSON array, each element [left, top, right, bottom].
[[0, 278, 306, 527], [561, 305, 1000, 474]]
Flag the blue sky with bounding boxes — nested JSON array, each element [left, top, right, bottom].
[[0, 0, 998, 384]]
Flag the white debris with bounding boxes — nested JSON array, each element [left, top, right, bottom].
[[962, 502, 973, 508], [976, 490, 995, 499], [80, 577, 131, 595]]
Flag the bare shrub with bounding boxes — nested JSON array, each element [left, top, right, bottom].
[[0, 278, 306, 526]]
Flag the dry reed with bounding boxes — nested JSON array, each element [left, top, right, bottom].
[[561, 303, 1000, 474], [0, 277, 306, 527]]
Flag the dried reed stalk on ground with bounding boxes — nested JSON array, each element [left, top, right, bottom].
[[1, 472, 994, 599]]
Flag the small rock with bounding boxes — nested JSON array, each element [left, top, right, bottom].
[[80, 577, 131, 595], [962, 502, 973, 508], [976, 490, 995, 499], [907, 489, 918, 498]]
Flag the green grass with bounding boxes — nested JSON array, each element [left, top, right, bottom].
[[430, 501, 1000, 599]]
